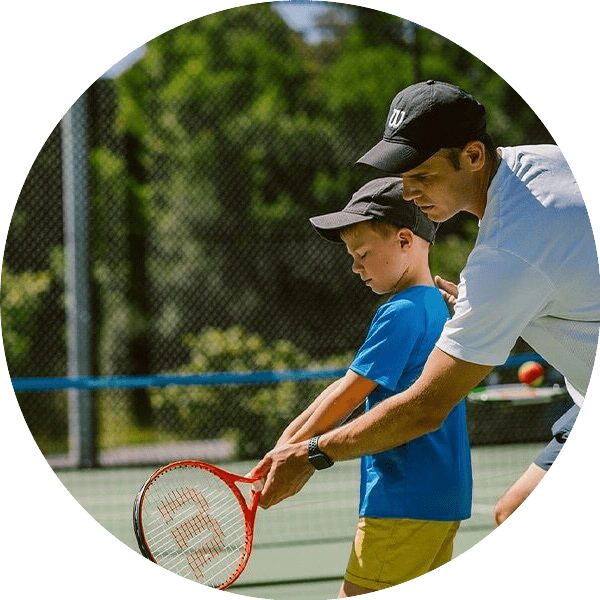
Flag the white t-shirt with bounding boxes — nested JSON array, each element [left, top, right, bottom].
[[436, 145, 600, 405]]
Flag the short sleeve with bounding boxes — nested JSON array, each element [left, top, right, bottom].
[[533, 404, 579, 470], [436, 246, 553, 366], [351, 299, 422, 390]]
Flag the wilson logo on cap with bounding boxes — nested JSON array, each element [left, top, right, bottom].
[[388, 109, 406, 129]]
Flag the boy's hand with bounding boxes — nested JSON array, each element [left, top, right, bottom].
[[434, 275, 458, 315]]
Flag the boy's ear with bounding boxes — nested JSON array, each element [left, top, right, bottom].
[[396, 228, 413, 248]]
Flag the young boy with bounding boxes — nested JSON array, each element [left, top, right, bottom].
[[251, 177, 472, 595]]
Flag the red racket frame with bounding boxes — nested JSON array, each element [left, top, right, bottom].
[[133, 460, 261, 590]]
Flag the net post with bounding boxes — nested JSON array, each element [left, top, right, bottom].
[[61, 92, 96, 468]]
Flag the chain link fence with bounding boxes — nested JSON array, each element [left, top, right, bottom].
[[2, 3, 559, 468]]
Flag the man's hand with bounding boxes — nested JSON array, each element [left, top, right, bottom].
[[434, 275, 458, 315], [247, 442, 315, 509]]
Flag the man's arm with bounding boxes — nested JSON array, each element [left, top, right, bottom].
[[318, 348, 490, 460], [256, 348, 491, 508]]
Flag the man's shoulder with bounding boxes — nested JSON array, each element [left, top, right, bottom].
[[489, 144, 583, 225], [500, 144, 569, 179], [501, 144, 562, 161]]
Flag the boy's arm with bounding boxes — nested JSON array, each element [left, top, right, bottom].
[[247, 370, 376, 477], [285, 370, 376, 443], [274, 379, 343, 446]]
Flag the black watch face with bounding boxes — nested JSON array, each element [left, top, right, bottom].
[[310, 452, 333, 470]]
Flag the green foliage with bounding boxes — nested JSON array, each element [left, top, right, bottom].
[[430, 218, 479, 284], [1, 265, 69, 453], [1, 266, 53, 373], [4, 3, 556, 459], [149, 326, 350, 459], [92, 4, 552, 374]]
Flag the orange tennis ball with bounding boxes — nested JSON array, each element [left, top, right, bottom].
[[518, 361, 544, 387]]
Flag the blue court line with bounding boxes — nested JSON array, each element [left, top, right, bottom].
[[10, 354, 545, 392]]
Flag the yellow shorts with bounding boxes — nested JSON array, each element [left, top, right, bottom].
[[345, 517, 460, 591]]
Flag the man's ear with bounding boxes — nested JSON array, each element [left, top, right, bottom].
[[462, 141, 486, 172]]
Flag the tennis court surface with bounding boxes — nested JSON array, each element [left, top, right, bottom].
[[56, 442, 544, 599]]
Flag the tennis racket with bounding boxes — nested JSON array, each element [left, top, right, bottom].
[[133, 460, 262, 589]]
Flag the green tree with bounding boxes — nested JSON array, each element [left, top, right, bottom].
[[97, 4, 375, 372], [1, 265, 68, 453], [2, 3, 558, 458], [149, 326, 350, 459]]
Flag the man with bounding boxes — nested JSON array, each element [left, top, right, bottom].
[[250, 80, 600, 515]]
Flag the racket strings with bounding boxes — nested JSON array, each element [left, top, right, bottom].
[[140, 466, 249, 588]]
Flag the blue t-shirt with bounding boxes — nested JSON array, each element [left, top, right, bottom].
[[350, 286, 472, 521]]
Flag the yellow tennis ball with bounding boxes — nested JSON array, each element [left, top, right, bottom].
[[518, 361, 544, 387]]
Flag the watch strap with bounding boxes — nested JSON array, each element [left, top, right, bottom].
[[307, 435, 334, 470]]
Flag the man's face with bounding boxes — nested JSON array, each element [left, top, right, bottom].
[[401, 150, 480, 222]]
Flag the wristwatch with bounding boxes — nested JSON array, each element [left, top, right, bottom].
[[307, 436, 334, 470]]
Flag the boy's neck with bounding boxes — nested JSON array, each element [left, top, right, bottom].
[[392, 268, 434, 294]]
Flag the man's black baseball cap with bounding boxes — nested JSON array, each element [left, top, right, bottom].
[[309, 178, 437, 244], [356, 80, 487, 173]]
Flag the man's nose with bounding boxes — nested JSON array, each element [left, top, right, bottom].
[[402, 181, 421, 201]]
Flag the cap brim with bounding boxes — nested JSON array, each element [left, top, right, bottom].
[[309, 212, 373, 243], [355, 139, 429, 174]]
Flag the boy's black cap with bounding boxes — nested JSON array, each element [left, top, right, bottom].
[[309, 178, 437, 244], [356, 80, 487, 173]]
